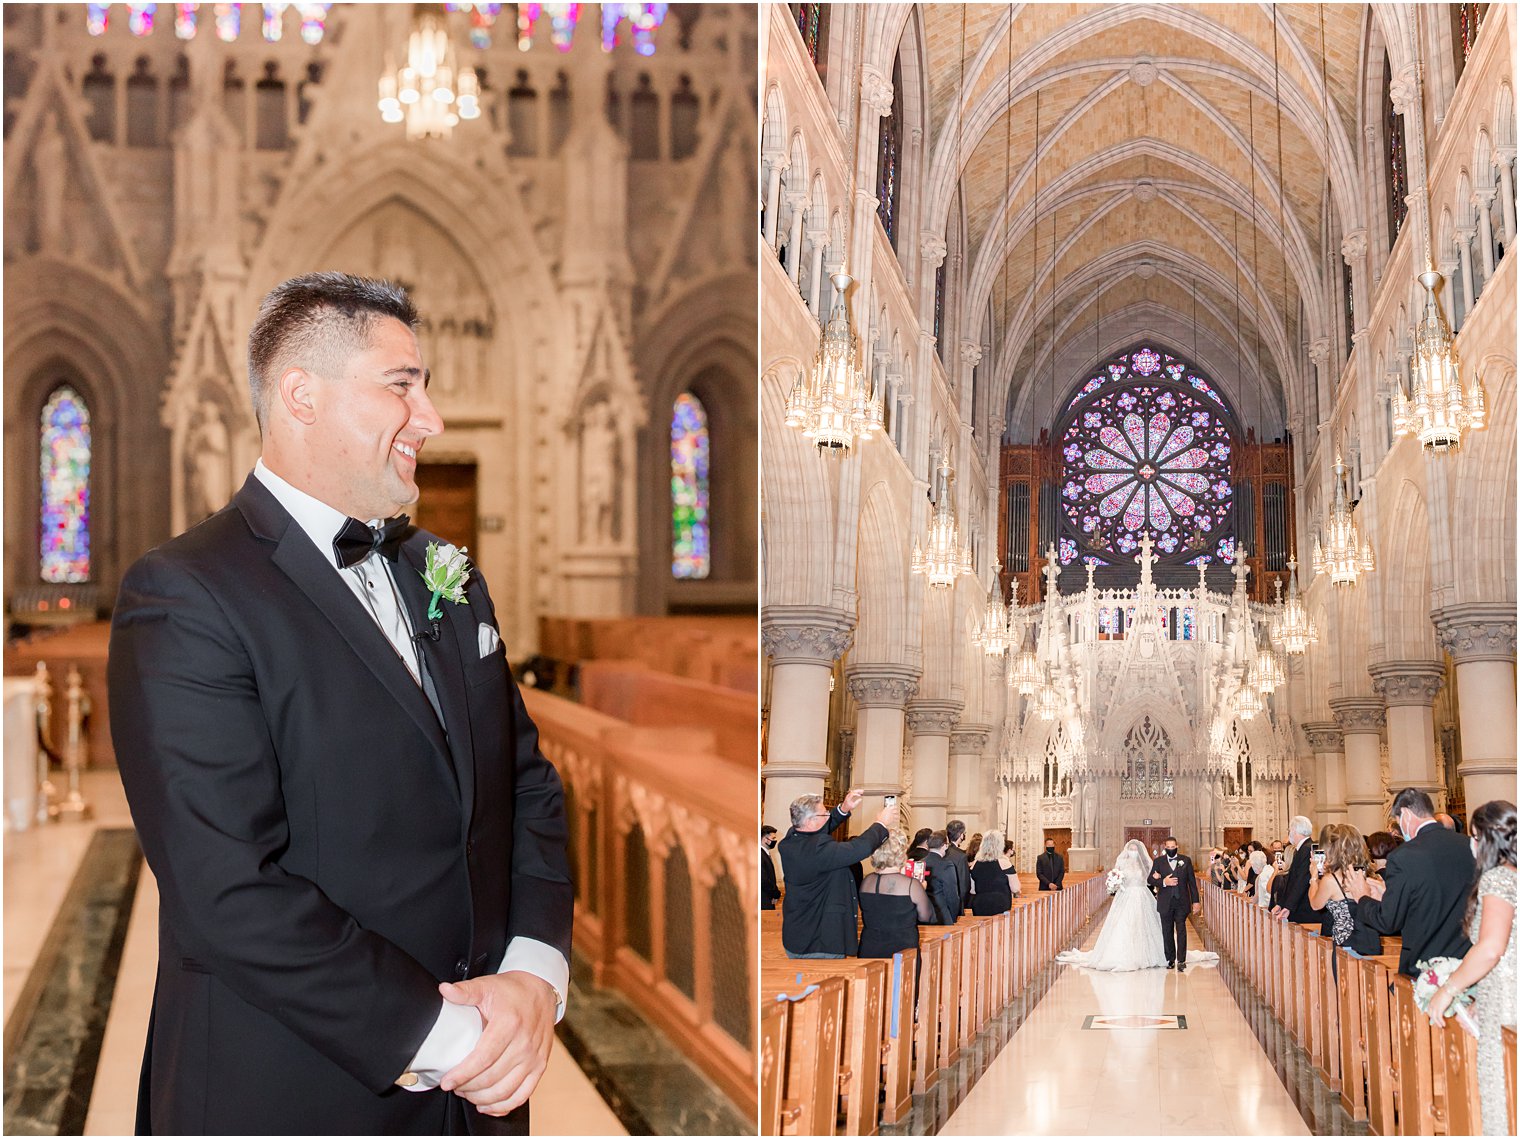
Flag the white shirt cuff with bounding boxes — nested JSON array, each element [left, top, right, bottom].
[[399, 938, 569, 1092]]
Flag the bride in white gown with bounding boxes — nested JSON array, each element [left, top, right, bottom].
[[1056, 839, 1218, 971]]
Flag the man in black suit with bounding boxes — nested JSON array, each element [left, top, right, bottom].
[[109, 274, 572, 1134], [945, 819, 973, 912], [761, 826, 781, 910], [1270, 815, 1325, 924], [921, 832, 962, 924], [1345, 788, 1475, 976], [1036, 838, 1066, 891], [1149, 836, 1201, 971], [778, 790, 895, 957]]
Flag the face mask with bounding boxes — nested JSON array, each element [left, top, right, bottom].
[[1046, 845, 1055, 853], [1165, 848, 1178, 857]]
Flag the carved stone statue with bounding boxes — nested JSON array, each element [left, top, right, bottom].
[[580, 399, 620, 543], [186, 399, 231, 523]]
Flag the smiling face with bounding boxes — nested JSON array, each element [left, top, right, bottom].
[[286, 316, 443, 520]]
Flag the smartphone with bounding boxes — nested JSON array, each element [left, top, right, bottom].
[[1312, 844, 1326, 872], [883, 794, 898, 807]]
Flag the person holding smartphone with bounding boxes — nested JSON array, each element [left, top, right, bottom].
[[1270, 816, 1325, 924]]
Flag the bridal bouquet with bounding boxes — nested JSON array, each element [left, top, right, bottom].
[[1105, 868, 1123, 895], [1412, 957, 1479, 1037]]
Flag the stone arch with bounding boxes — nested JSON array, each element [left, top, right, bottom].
[[1380, 477, 1436, 659], [760, 361, 835, 608], [1451, 358, 1517, 604], [854, 479, 910, 665]]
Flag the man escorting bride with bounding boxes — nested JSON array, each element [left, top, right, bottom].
[[1056, 838, 1218, 972]]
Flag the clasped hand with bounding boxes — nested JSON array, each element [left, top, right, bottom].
[[437, 972, 557, 1117]]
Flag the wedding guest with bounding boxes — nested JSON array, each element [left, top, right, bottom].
[[1037, 838, 1066, 892], [1003, 840, 1018, 872], [1307, 824, 1382, 972], [921, 832, 963, 925], [970, 831, 1018, 915], [1366, 830, 1400, 872], [906, 827, 933, 863], [778, 790, 896, 959], [1425, 800, 1516, 1136], [1271, 815, 1324, 924], [944, 820, 973, 911], [1344, 787, 1474, 976], [761, 826, 780, 911], [1208, 849, 1229, 888], [1252, 849, 1276, 908], [858, 836, 934, 959]]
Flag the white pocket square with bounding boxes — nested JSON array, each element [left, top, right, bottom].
[[477, 623, 501, 658]]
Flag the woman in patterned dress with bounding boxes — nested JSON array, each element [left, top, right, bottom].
[[1425, 800, 1516, 1136]]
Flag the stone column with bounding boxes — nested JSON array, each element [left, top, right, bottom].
[[1370, 660, 1447, 809], [1456, 226, 1478, 308], [1331, 697, 1387, 835], [948, 726, 990, 832], [783, 190, 807, 287], [1496, 153, 1517, 246], [1434, 604, 1518, 809], [761, 611, 853, 833], [1473, 189, 1497, 281], [804, 225, 829, 316], [1302, 721, 1348, 826], [845, 664, 919, 838], [905, 700, 961, 833]]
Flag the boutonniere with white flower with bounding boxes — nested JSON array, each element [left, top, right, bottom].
[[420, 542, 471, 621]]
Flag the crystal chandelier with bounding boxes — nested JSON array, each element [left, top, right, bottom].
[[1233, 679, 1262, 721], [1392, 271, 1485, 451], [1008, 639, 1041, 695], [1253, 648, 1284, 696], [974, 563, 1015, 657], [783, 273, 884, 455], [1270, 557, 1318, 654], [1312, 453, 1375, 587], [1036, 674, 1062, 721], [911, 456, 973, 587], [378, 10, 481, 140]]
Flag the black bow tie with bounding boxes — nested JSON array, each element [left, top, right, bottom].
[[333, 514, 410, 568]]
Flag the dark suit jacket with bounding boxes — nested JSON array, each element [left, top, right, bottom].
[[108, 475, 573, 1135], [1036, 851, 1066, 890], [945, 845, 972, 911], [921, 851, 962, 924], [1277, 840, 1324, 924], [777, 808, 887, 956], [761, 847, 780, 910], [1149, 854, 1200, 910], [1354, 821, 1475, 976]]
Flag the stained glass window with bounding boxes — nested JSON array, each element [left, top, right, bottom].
[[1453, 4, 1488, 78], [791, 3, 827, 73], [671, 393, 710, 579], [933, 257, 946, 359], [1058, 346, 1235, 565], [876, 54, 902, 249], [1344, 257, 1355, 359], [1385, 55, 1408, 247], [40, 386, 91, 583], [1181, 606, 1196, 641]]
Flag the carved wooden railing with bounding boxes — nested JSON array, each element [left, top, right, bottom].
[[524, 687, 756, 1118]]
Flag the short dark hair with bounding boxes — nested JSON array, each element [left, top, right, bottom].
[[911, 827, 932, 847], [1164, 835, 1178, 844], [247, 272, 419, 430], [761, 825, 777, 838], [927, 830, 948, 851], [946, 820, 966, 842], [1390, 787, 1436, 820]]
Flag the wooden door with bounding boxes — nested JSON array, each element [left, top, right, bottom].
[[1042, 828, 1072, 861], [1123, 826, 1171, 858], [1223, 826, 1253, 852], [412, 462, 478, 554]]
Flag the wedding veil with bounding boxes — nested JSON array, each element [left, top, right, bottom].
[[1113, 838, 1152, 887]]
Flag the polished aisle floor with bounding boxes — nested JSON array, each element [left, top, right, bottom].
[[5, 772, 624, 1137], [939, 903, 1311, 1136]]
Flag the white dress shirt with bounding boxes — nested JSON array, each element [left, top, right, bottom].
[[253, 461, 569, 1089]]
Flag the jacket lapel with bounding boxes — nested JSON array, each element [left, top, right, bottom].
[[236, 477, 455, 779], [395, 538, 476, 823]]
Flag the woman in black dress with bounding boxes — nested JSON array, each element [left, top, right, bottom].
[[858, 836, 934, 958], [969, 830, 1018, 916]]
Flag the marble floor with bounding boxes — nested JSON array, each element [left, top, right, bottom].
[[5, 771, 625, 1137], [939, 906, 1313, 1137]]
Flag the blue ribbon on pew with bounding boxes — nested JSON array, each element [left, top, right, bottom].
[[890, 953, 902, 1039], [774, 984, 820, 1002]]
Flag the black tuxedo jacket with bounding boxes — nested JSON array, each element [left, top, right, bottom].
[[922, 852, 962, 924], [944, 845, 972, 910], [761, 847, 780, 910], [1277, 840, 1325, 924], [108, 475, 573, 1135], [1036, 850, 1066, 890], [777, 808, 887, 956], [1355, 822, 1475, 976], [1149, 854, 1200, 910]]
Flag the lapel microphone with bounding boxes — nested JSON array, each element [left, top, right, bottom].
[[413, 621, 442, 643]]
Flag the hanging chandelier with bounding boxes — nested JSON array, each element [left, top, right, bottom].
[[784, 273, 883, 454], [1392, 271, 1485, 451], [1270, 556, 1318, 654], [1008, 639, 1041, 695], [1233, 679, 1262, 721], [1253, 648, 1284, 695], [378, 10, 481, 139], [1036, 674, 1062, 721], [1312, 453, 1375, 587], [974, 563, 1015, 657], [911, 456, 973, 587]]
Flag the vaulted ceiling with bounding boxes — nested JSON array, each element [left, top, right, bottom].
[[910, 3, 1369, 441]]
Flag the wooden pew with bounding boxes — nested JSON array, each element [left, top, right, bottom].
[[1360, 954, 1401, 1135], [1434, 1019, 1482, 1137], [880, 949, 916, 1125], [1504, 1026, 1516, 1137], [761, 999, 790, 1136], [1339, 945, 1370, 1121], [768, 975, 847, 1136], [1392, 973, 1440, 1135]]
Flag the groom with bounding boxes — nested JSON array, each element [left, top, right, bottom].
[[1149, 836, 1201, 972], [109, 273, 572, 1133]]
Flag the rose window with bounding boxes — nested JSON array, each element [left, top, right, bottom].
[[1058, 347, 1235, 565]]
